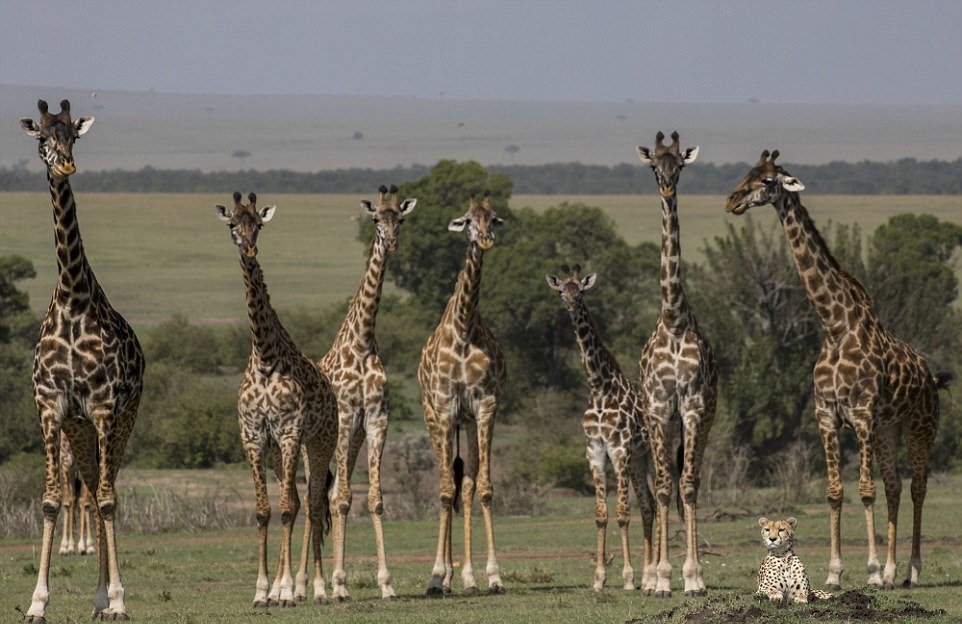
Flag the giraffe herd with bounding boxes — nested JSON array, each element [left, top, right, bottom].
[[16, 99, 950, 621]]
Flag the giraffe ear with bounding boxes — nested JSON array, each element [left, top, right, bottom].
[[545, 275, 563, 291], [215, 204, 231, 223], [448, 216, 468, 232], [491, 216, 505, 228], [74, 116, 95, 137], [636, 145, 653, 164], [361, 199, 376, 215], [20, 118, 40, 137], [758, 517, 769, 527], [780, 176, 805, 192], [399, 197, 417, 216], [682, 145, 699, 165], [259, 205, 277, 223], [581, 273, 597, 291]]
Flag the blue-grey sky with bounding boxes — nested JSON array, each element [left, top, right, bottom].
[[2, 0, 961, 105]]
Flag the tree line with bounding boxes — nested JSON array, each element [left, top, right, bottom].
[[1, 157, 961, 194], [1, 160, 960, 493]]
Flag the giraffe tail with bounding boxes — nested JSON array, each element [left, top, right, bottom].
[[452, 426, 464, 514], [320, 469, 334, 539], [934, 371, 953, 391], [675, 440, 685, 522]]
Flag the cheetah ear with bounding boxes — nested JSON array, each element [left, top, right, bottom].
[[758, 517, 769, 527], [545, 274, 563, 291], [786, 517, 797, 529]]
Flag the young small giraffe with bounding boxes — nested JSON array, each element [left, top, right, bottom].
[[637, 131, 717, 597], [295, 185, 416, 602], [546, 265, 655, 592], [726, 150, 951, 590], [418, 192, 507, 596], [58, 435, 95, 556], [216, 192, 339, 607], [20, 99, 145, 622]]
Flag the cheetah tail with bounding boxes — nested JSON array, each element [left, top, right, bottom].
[[810, 588, 834, 601]]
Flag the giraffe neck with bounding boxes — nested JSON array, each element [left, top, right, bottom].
[[240, 254, 297, 368], [334, 236, 388, 354], [448, 242, 484, 339], [47, 174, 99, 309], [658, 193, 693, 333], [567, 298, 619, 391], [775, 192, 866, 340]]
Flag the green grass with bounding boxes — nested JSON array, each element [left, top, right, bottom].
[[2, 470, 962, 622], [2, 193, 961, 328]]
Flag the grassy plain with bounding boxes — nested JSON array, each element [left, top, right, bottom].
[[1, 468, 961, 623], [2, 192, 960, 327]]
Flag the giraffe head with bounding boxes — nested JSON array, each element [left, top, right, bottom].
[[19, 99, 95, 179], [215, 192, 276, 258], [545, 264, 597, 312], [448, 192, 504, 251], [361, 184, 417, 252], [726, 150, 806, 215], [637, 131, 699, 197]]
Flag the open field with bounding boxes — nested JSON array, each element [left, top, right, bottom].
[[2, 192, 961, 326], [2, 467, 962, 622]]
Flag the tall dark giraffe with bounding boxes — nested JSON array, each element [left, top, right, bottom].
[[726, 149, 950, 589], [636, 131, 717, 597], [20, 99, 145, 622]]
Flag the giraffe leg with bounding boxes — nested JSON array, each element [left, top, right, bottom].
[[91, 404, 137, 621], [874, 423, 901, 588], [425, 403, 454, 596], [646, 403, 674, 598], [476, 399, 504, 594], [267, 448, 287, 605], [629, 449, 656, 595], [60, 479, 77, 556], [848, 411, 882, 587], [364, 402, 396, 599], [816, 399, 844, 590], [586, 436, 609, 591], [461, 422, 481, 595], [244, 438, 272, 608], [905, 402, 938, 588], [274, 441, 301, 607], [330, 402, 356, 602], [79, 483, 96, 555], [680, 397, 713, 597], [25, 409, 64, 623], [294, 447, 312, 602], [303, 435, 333, 605], [612, 449, 636, 591]]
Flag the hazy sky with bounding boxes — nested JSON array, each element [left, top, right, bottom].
[[2, 0, 961, 106]]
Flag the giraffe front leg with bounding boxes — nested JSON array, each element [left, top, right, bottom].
[[25, 410, 64, 623], [905, 409, 936, 589], [586, 437, 609, 591], [849, 411, 882, 587], [646, 406, 674, 598], [294, 447, 311, 602], [273, 441, 303, 607], [630, 451, 657, 595], [243, 440, 272, 608], [330, 410, 355, 603], [875, 424, 902, 588], [461, 423, 480, 595], [303, 436, 333, 605], [680, 397, 712, 597], [364, 405, 396, 599], [477, 404, 504, 595], [816, 400, 844, 590], [425, 408, 454, 597], [612, 450, 636, 591]]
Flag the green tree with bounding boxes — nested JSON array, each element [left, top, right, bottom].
[[0, 255, 39, 462]]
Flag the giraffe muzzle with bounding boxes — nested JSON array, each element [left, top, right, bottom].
[[659, 186, 675, 198], [54, 162, 77, 177]]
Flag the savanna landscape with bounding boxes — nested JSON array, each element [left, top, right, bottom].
[[1, 87, 962, 624]]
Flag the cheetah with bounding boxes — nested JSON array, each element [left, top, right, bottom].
[[756, 517, 833, 604]]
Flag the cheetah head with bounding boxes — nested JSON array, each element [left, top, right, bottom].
[[758, 516, 796, 555]]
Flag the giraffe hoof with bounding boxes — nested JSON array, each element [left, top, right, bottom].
[[279, 599, 296, 608], [643, 588, 654, 596], [425, 586, 445, 598], [655, 590, 672, 598], [251, 600, 269, 609], [335, 595, 351, 603], [882, 582, 895, 590], [902, 580, 918, 589], [463, 586, 480, 597], [23, 617, 46, 624], [488, 584, 506, 596], [825, 584, 841, 592], [294, 593, 306, 602], [313, 596, 329, 606]]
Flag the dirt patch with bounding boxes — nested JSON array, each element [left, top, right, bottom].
[[636, 590, 945, 623]]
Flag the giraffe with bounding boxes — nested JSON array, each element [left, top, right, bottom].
[[636, 131, 717, 597], [546, 265, 655, 592], [726, 150, 950, 590], [294, 185, 416, 602], [216, 192, 339, 607], [418, 192, 507, 596], [19, 98, 145, 622], [58, 435, 96, 556]]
